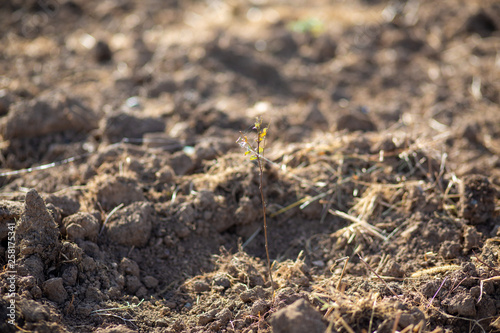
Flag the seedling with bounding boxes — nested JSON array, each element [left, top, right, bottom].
[[289, 17, 324, 37], [237, 116, 275, 297]]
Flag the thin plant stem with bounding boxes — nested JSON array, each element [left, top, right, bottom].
[[237, 117, 275, 301], [257, 135, 275, 300]]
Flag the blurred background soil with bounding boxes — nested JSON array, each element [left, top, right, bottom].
[[0, 0, 500, 332]]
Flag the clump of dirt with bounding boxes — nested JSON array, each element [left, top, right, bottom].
[[1, 0, 500, 332]]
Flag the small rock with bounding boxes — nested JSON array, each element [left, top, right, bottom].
[[270, 299, 326, 333], [42, 278, 68, 304], [31, 285, 42, 299]]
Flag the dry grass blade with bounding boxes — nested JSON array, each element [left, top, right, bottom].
[[427, 277, 447, 308], [368, 292, 378, 333], [99, 203, 124, 236], [330, 209, 387, 241]]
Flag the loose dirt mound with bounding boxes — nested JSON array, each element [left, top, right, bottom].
[[1, 0, 500, 332]]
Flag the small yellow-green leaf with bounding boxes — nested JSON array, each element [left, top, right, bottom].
[[244, 150, 251, 156], [254, 116, 262, 130], [250, 155, 258, 160], [258, 147, 264, 153]]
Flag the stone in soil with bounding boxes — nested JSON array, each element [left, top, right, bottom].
[[42, 278, 68, 304], [270, 298, 326, 333]]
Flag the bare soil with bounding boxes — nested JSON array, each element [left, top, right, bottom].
[[1, 0, 500, 332]]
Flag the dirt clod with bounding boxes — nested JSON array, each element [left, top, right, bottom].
[[103, 113, 165, 143], [90, 175, 146, 212], [1, 91, 98, 140], [336, 109, 376, 132], [270, 299, 326, 333], [63, 212, 100, 241], [443, 291, 477, 317], [42, 278, 68, 304], [17, 189, 60, 259], [105, 202, 153, 247], [460, 175, 496, 225]]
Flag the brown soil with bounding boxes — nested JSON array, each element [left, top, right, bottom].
[[1, 0, 500, 332]]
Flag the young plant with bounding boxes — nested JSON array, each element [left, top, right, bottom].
[[237, 117, 275, 297]]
